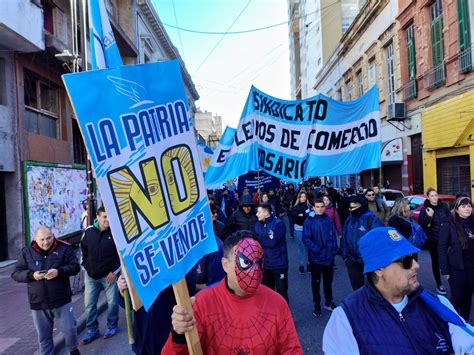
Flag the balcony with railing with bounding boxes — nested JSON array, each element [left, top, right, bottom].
[[401, 79, 417, 101], [423, 64, 445, 90], [0, 0, 44, 52], [459, 46, 473, 74]]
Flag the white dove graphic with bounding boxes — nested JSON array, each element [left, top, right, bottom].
[[107, 76, 154, 109]]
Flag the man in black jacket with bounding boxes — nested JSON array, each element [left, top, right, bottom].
[[11, 226, 80, 355], [81, 206, 120, 344], [225, 194, 258, 237]]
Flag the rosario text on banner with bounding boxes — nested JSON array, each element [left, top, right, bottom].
[[205, 86, 381, 185], [63, 60, 217, 310]]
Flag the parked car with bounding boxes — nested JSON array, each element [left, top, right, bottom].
[[381, 189, 405, 208], [404, 194, 457, 222]]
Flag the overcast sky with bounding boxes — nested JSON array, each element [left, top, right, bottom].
[[152, 0, 291, 129]]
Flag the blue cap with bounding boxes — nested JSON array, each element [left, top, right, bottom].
[[359, 227, 420, 273]]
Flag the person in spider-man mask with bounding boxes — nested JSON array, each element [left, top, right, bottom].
[[162, 230, 302, 355]]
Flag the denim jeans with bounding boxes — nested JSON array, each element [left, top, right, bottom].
[[280, 214, 291, 239], [288, 217, 295, 237], [84, 272, 119, 332], [32, 302, 78, 355], [294, 229, 308, 266]]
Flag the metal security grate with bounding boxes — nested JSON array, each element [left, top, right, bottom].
[[423, 64, 446, 89], [436, 155, 470, 196], [401, 79, 417, 101], [459, 46, 473, 74]]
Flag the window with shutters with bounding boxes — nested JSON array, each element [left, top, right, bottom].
[[356, 71, 363, 97], [429, 0, 445, 86], [402, 23, 417, 100], [368, 60, 376, 88], [346, 80, 353, 101], [458, 0, 472, 73], [386, 43, 396, 105], [406, 24, 416, 80]]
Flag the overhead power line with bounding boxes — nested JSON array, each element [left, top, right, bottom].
[[193, 0, 252, 75], [171, 0, 185, 61], [162, 0, 341, 35]]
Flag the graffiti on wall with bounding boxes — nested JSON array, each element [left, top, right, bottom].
[[26, 164, 87, 240]]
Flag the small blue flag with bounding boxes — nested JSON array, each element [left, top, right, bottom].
[[88, 0, 123, 69]]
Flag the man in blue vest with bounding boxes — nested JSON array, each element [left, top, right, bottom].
[[323, 226, 474, 354], [340, 196, 384, 291]]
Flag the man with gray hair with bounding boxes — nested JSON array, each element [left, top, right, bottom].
[[12, 226, 81, 355]]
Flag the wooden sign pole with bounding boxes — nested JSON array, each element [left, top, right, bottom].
[[124, 289, 135, 345], [172, 278, 203, 355]]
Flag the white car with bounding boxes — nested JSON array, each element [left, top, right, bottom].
[[381, 189, 404, 208]]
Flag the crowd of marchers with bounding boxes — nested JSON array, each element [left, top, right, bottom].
[[10, 180, 474, 354]]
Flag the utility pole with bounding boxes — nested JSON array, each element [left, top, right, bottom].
[[70, 0, 96, 225]]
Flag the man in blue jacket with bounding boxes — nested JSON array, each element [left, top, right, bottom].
[[254, 202, 289, 302], [323, 227, 474, 354], [303, 198, 338, 317], [341, 196, 384, 291]]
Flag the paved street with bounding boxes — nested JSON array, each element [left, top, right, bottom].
[[53, 236, 471, 355], [0, 262, 87, 355]]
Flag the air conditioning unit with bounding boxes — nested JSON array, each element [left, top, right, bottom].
[[387, 103, 407, 121]]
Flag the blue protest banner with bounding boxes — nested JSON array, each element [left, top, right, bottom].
[[63, 60, 217, 310], [237, 171, 281, 194], [205, 86, 381, 185]]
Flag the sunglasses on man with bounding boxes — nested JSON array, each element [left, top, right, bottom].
[[394, 254, 416, 270]]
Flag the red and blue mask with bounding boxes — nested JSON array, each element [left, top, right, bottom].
[[234, 238, 264, 294]]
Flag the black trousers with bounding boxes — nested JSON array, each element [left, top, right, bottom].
[[345, 259, 365, 291], [427, 239, 442, 286], [262, 269, 289, 303], [449, 268, 474, 322], [311, 263, 334, 306]]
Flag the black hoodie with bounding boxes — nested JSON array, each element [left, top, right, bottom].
[[225, 194, 257, 235]]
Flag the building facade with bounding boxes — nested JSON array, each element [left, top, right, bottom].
[[136, 0, 199, 122], [397, 0, 474, 196], [0, 0, 45, 261], [288, 0, 358, 100], [313, 0, 418, 192], [295, 0, 474, 195], [194, 109, 223, 147], [0, 0, 198, 261]]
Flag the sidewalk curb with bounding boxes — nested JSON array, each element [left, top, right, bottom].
[[34, 297, 108, 355]]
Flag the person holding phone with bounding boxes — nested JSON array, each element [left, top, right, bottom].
[[11, 226, 81, 355], [419, 188, 451, 295]]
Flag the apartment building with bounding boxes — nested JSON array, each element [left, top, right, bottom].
[[398, 0, 474, 196], [0, 0, 198, 260]]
